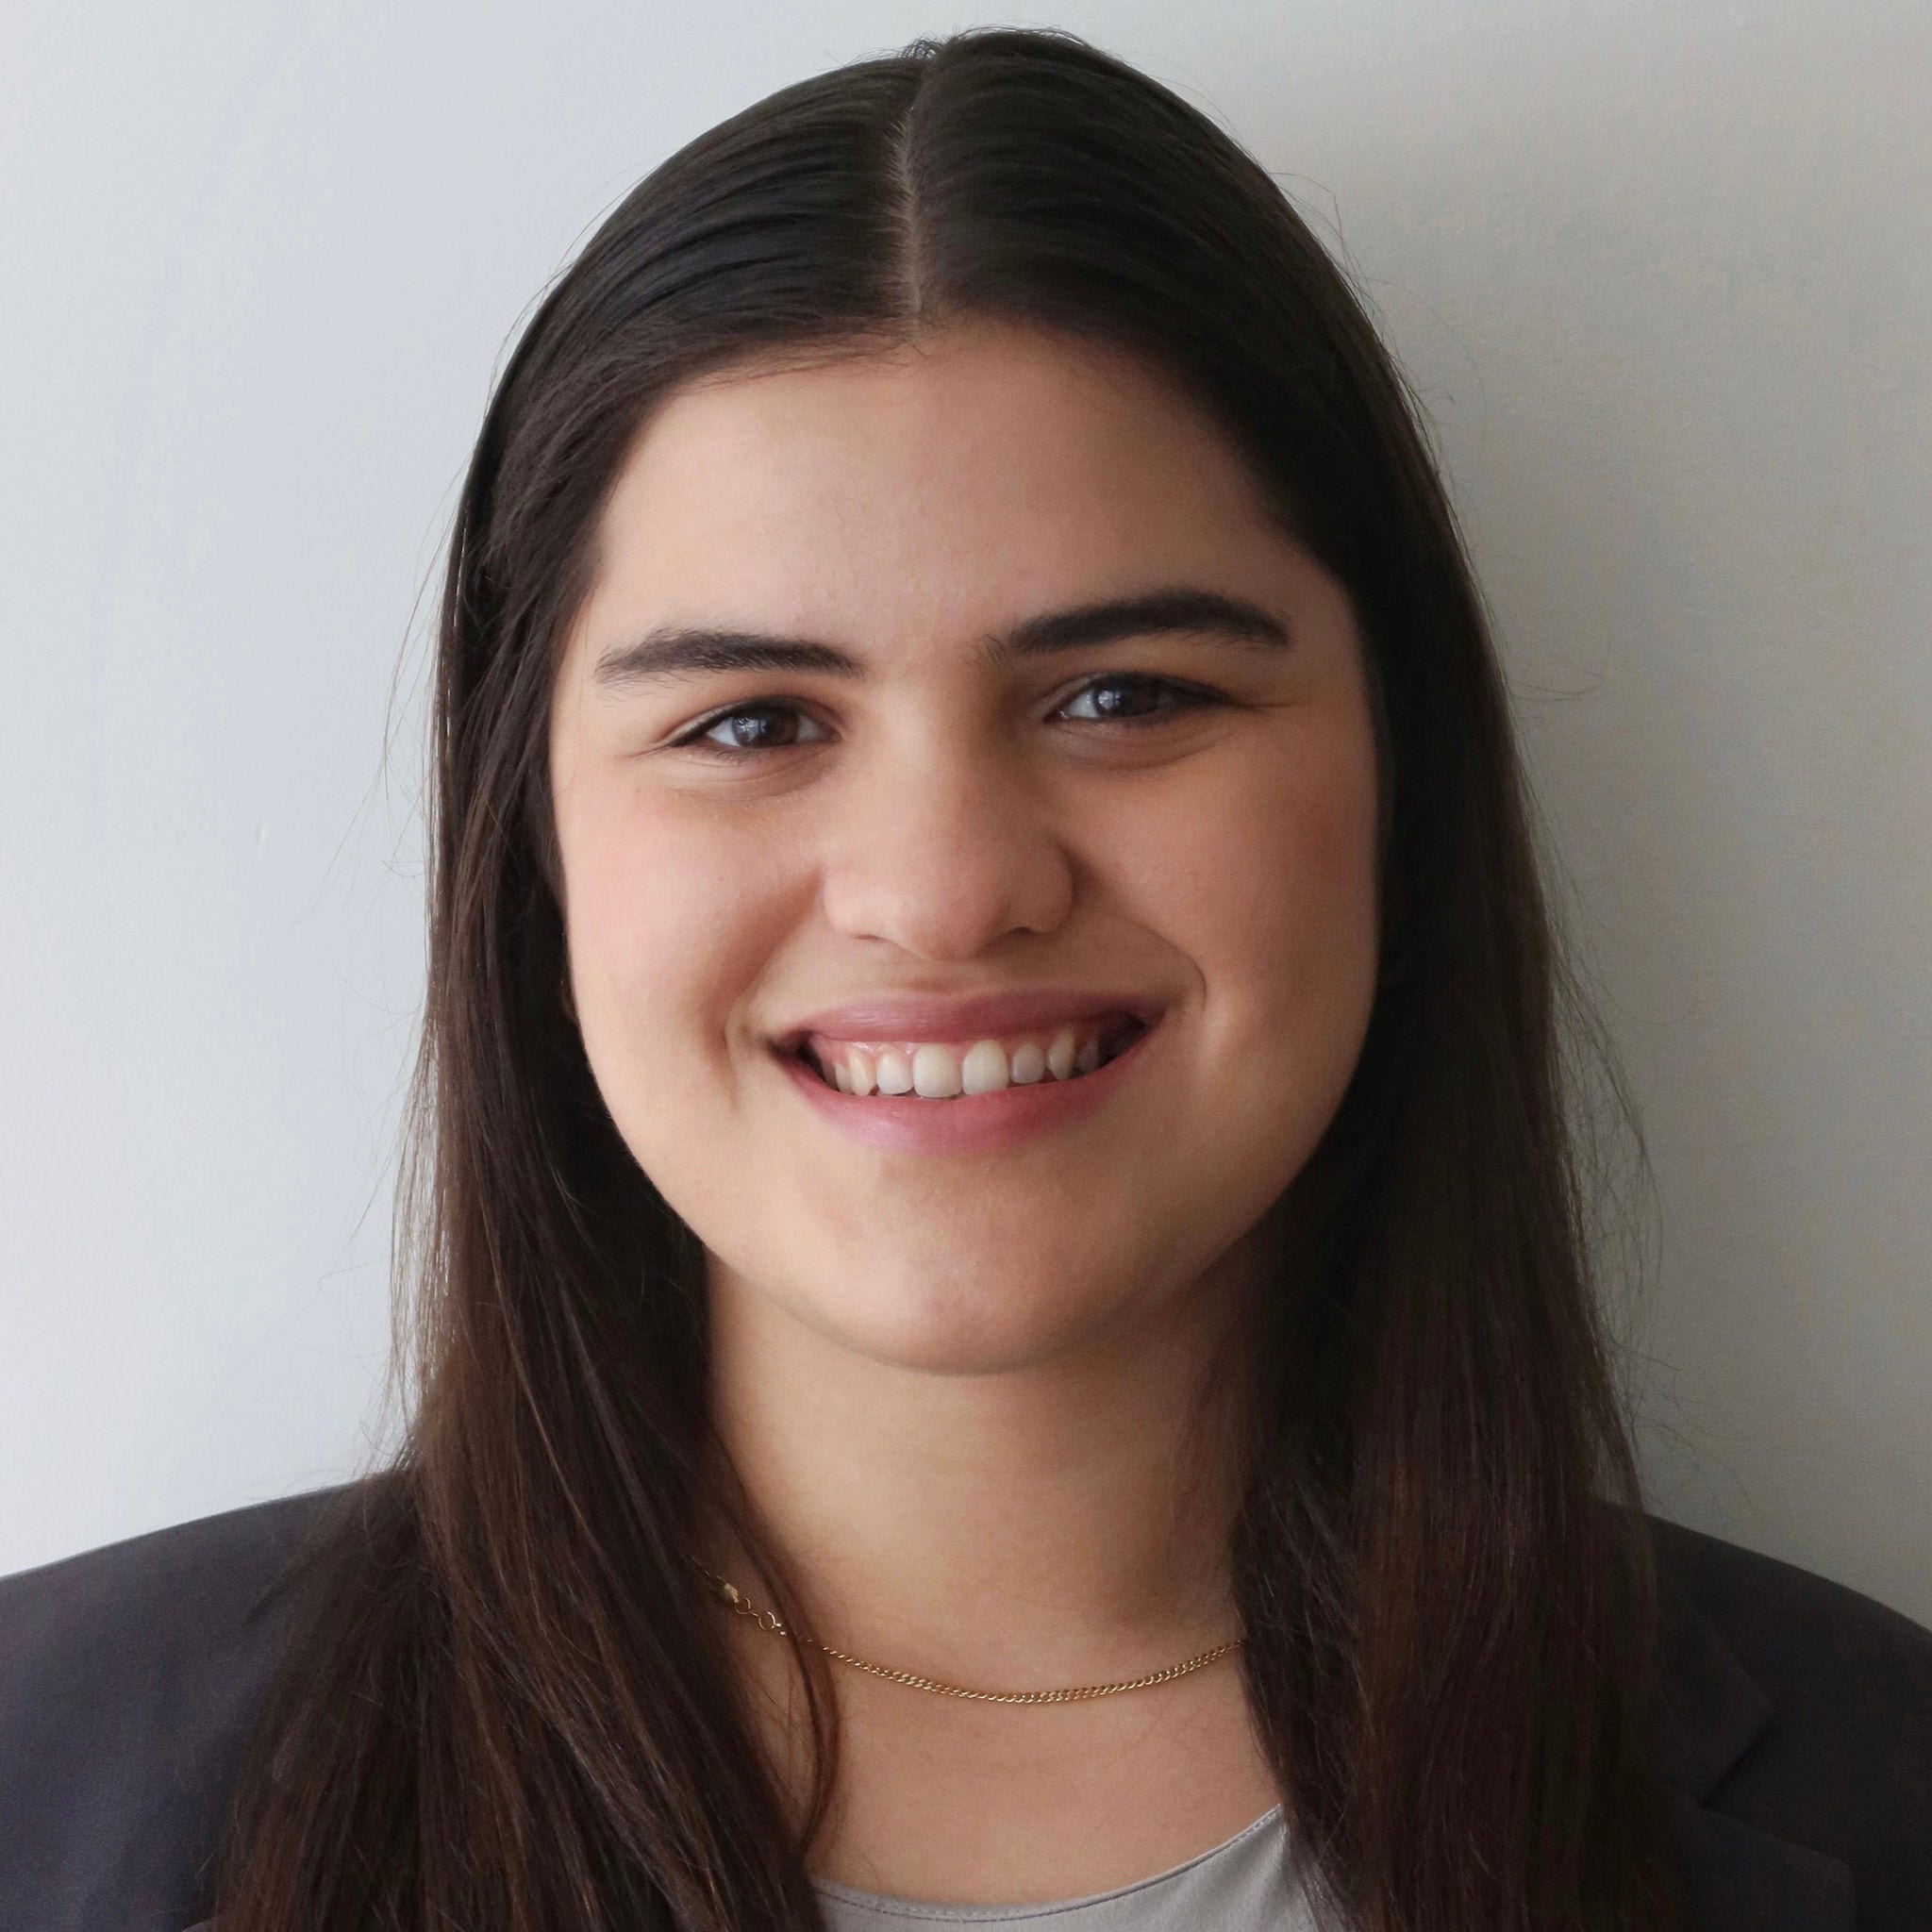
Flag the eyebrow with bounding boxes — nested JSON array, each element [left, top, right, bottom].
[[588, 586, 1292, 692]]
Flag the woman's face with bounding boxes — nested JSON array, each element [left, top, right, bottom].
[[548, 319, 1381, 1374]]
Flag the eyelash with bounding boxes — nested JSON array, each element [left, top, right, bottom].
[[669, 674, 1228, 758]]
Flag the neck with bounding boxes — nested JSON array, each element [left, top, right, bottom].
[[701, 1254, 1258, 1690]]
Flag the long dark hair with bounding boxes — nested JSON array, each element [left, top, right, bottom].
[[214, 26, 1686, 1932]]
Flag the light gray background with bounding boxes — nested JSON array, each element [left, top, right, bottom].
[[4, 1, 1926, 1622]]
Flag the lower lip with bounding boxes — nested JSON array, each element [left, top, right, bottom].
[[773, 1023, 1159, 1156]]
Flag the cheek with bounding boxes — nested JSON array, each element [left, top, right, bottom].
[[1112, 717, 1381, 1081], [563, 796, 788, 1107]]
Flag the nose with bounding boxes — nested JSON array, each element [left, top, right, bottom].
[[819, 736, 1074, 960]]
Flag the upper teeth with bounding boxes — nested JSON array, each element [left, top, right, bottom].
[[806, 1023, 1124, 1098]]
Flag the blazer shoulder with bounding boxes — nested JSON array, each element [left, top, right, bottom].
[[0, 1485, 358, 1932], [1649, 1513, 1932, 1709], [1647, 1513, 1932, 1924]]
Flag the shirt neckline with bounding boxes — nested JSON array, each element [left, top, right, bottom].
[[809, 1803, 1286, 1922]]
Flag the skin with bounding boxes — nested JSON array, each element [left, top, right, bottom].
[[547, 317, 1382, 1901]]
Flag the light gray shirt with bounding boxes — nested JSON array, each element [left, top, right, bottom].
[[813, 1807, 1318, 1929]]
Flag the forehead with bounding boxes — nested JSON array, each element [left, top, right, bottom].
[[573, 320, 1300, 656]]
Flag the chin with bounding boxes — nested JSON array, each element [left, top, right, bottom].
[[793, 1249, 1170, 1376]]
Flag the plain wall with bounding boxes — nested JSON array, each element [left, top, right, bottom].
[[3, 0, 1926, 1621]]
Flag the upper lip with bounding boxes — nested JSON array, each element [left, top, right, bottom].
[[771, 988, 1167, 1049]]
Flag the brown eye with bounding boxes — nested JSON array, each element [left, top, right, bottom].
[[1057, 675, 1220, 724], [681, 702, 830, 756]]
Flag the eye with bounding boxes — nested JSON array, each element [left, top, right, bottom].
[[674, 701, 831, 757], [1055, 674, 1223, 725], [667, 674, 1226, 760]]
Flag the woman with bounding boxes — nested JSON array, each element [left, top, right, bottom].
[[3, 25, 1926, 1932]]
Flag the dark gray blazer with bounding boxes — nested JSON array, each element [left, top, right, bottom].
[[1, 1489, 1927, 1930]]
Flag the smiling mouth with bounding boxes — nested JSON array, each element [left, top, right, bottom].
[[787, 1013, 1151, 1098]]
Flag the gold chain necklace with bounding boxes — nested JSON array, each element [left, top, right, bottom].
[[692, 1561, 1245, 1706]]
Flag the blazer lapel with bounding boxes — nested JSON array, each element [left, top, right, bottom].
[[1657, 1565, 1857, 1930], [1668, 1798, 1857, 1932]]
